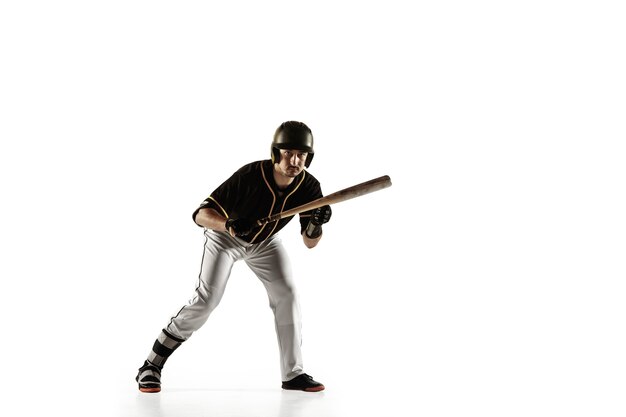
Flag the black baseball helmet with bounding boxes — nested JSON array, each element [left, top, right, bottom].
[[271, 121, 315, 167]]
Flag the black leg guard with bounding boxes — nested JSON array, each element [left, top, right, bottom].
[[146, 328, 185, 368]]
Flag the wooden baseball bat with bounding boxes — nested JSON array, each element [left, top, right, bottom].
[[257, 175, 392, 226]]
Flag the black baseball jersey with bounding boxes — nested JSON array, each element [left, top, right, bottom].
[[192, 160, 323, 244]]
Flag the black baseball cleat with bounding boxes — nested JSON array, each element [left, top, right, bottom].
[[136, 360, 162, 393], [282, 373, 325, 392]]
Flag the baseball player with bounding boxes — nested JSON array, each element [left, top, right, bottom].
[[136, 121, 332, 393]]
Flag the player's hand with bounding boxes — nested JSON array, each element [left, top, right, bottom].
[[304, 206, 331, 239], [225, 218, 256, 237], [310, 205, 332, 226]]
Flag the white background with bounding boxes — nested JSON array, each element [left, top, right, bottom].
[[1, 1, 625, 416]]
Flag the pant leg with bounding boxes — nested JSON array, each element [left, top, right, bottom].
[[244, 236, 303, 381], [166, 230, 243, 340]]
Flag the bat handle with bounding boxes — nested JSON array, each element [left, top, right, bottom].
[[256, 214, 279, 226]]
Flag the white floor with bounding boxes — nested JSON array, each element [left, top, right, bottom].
[[121, 388, 348, 417], [117, 379, 410, 417]]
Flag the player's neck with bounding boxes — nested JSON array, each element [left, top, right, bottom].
[[272, 165, 295, 190]]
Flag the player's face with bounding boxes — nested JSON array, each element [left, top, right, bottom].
[[277, 149, 308, 177]]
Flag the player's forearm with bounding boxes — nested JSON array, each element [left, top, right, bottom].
[[301, 206, 328, 248], [195, 208, 228, 232], [302, 231, 322, 249]]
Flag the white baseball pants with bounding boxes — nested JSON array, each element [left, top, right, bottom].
[[165, 229, 304, 381]]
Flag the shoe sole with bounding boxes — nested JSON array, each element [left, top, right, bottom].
[[139, 387, 161, 393], [282, 385, 325, 392]]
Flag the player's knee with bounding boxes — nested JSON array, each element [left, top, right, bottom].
[[277, 288, 300, 310], [196, 286, 224, 312]]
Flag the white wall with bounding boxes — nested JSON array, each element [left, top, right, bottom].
[[1, 1, 625, 416]]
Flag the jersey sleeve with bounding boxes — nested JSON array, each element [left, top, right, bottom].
[[191, 169, 243, 226], [191, 196, 228, 226]]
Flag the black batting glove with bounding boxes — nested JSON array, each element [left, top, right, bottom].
[[310, 205, 332, 225], [225, 218, 256, 237], [305, 206, 331, 239]]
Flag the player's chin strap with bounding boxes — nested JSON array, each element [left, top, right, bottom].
[[147, 329, 185, 369]]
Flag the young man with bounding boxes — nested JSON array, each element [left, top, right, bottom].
[[136, 121, 332, 393]]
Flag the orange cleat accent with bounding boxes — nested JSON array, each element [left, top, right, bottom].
[[139, 387, 161, 393]]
